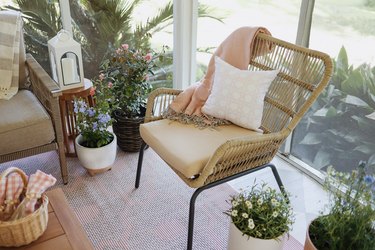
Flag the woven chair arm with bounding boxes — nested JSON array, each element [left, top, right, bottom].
[[145, 88, 182, 123], [26, 54, 61, 99], [199, 129, 290, 186], [26, 54, 64, 144]]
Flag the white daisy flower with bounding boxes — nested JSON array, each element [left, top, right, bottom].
[[245, 200, 252, 208], [272, 211, 278, 217], [257, 198, 263, 205], [242, 213, 249, 218], [231, 210, 238, 217], [232, 200, 239, 207], [248, 219, 255, 229]]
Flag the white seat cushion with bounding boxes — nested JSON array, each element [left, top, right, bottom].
[[140, 119, 260, 178]]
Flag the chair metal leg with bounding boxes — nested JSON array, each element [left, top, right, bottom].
[[265, 163, 288, 202], [135, 142, 147, 188], [187, 188, 202, 250]]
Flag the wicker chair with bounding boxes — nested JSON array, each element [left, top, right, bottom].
[[0, 54, 68, 184], [135, 33, 332, 249]]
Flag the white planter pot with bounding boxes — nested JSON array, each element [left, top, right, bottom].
[[75, 133, 117, 176], [227, 223, 285, 250]]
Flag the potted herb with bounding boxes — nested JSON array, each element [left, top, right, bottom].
[[305, 162, 375, 250], [100, 44, 165, 152], [74, 76, 116, 176], [225, 182, 294, 250]]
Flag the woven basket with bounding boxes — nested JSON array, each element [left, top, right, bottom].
[[113, 110, 145, 152], [0, 167, 49, 247]]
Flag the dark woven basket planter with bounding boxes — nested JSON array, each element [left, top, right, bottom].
[[112, 110, 145, 152]]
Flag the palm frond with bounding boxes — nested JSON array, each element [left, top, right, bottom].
[[133, 1, 173, 49], [198, 4, 224, 23]]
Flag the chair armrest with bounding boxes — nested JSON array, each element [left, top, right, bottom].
[[145, 88, 182, 123], [199, 128, 291, 186], [26, 54, 64, 143], [26, 54, 61, 98]]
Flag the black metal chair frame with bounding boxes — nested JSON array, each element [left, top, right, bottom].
[[135, 142, 287, 250]]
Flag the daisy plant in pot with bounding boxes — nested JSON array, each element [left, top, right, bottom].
[[305, 162, 375, 250], [226, 182, 294, 250], [74, 76, 117, 176]]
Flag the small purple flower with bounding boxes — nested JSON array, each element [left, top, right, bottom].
[[105, 114, 111, 122], [74, 100, 87, 113], [87, 108, 96, 117], [92, 122, 98, 131], [77, 101, 87, 113], [98, 113, 111, 124], [364, 175, 375, 186], [73, 102, 79, 113]]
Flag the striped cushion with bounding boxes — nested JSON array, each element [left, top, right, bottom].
[[0, 11, 24, 99]]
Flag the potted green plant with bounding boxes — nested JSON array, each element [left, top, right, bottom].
[[225, 182, 294, 250], [100, 44, 164, 152], [74, 76, 117, 176], [305, 162, 375, 250]]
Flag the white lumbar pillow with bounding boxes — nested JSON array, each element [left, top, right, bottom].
[[202, 56, 279, 132]]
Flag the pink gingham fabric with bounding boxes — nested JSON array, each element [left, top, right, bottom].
[[0, 176, 6, 211], [4, 173, 24, 214], [25, 170, 56, 214]]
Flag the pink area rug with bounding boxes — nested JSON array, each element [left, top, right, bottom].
[[0, 149, 303, 250]]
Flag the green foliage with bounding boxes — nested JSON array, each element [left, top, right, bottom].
[[101, 44, 166, 117], [365, 0, 375, 8], [309, 162, 375, 250], [225, 182, 294, 240], [3, 0, 219, 82], [3, 0, 174, 79], [294, 46, 375, 172], [74, 77, 115, 148], [2, 0, 62, 72]]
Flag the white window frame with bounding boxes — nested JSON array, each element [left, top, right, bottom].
[[283, 0, 315, 155], [172, 0, 198, 89]]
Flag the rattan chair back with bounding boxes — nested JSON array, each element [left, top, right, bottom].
[[251, 33, 333, 134]]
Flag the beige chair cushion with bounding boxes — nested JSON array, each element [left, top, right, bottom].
[[0, 90, 55, 155], [140, 119, 260, 178]]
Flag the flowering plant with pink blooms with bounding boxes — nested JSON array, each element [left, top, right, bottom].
[[100, 44, 165, 117], [74, 76, 115, 148]]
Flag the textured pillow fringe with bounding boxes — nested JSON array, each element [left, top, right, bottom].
[[162, 108, 231, 129]]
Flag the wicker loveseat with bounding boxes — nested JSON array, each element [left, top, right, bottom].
[[0, 54, 68, 184]]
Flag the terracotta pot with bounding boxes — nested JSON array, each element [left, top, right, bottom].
[[227, 223, 285, 250], [304, 221, 318, 250], [304, 230, 318, 250], [75, 133, 117, 176]]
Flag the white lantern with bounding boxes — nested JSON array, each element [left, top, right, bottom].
[[48, 30, 84, 90]]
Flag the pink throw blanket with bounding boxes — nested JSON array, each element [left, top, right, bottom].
[[169, 26, 271, 116]]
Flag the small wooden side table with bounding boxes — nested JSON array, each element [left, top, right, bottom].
[[10, 188, 93, 250], [59, 79, 94, 157]]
